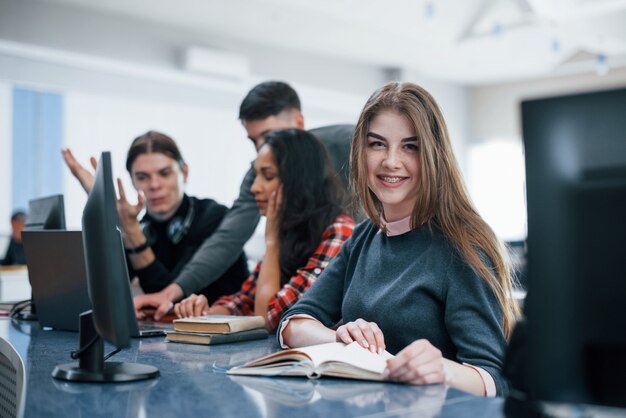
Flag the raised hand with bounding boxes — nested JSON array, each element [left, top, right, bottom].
[[116, 177, 145, 232], [264, 185, 283, 247], [335, 318, 386, 354], [61, 148, 97, 193]]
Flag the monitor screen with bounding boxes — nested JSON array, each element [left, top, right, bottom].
[[25, 194, 66, 230], [81, 152, 136, 348], [519, 87, 626, 406]]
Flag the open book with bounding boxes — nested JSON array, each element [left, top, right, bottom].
[[173, 315, 265, 334], [227, 342, 393, 381]]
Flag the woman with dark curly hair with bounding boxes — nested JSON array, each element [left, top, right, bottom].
[[175, 129, 355, 331]]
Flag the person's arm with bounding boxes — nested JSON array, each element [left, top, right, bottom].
[[281, 317, 337, 347], [173, 165, 260, 296], [253, 187, 281, 323], [264, 216, 354, 331], [441, 256, 509, 396], [133, 198, 232, 319], [279, 222, 356, 345], [61, 148, 97, 193], [384, 254, 508, 395]]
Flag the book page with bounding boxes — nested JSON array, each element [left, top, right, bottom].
[[294, 342, 348, 367], [296, 342, 392, 373], [326, 342, 392, 374]]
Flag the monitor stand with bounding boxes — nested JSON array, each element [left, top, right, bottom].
[[52, 310, 159, 382]]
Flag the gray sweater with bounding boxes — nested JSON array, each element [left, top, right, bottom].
[[280, 220, 509, 395]]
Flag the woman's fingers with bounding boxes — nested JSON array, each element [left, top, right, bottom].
[[385, 339, 446, 385], [336, 319, 385, 354], [335, 325, 355, 344], [193, 296, 208, 317], [174, 295, 195, 318], [275, 184, 283, 209], [174, 294, 208, 318]]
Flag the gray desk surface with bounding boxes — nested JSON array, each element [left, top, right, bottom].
[[0, 319, 507, 418]]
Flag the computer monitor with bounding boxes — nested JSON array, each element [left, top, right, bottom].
[[508, 87, 626, 407], [25, 194, 66, 230], [21, 194, 66, 319], [52, 152, 158, 382]]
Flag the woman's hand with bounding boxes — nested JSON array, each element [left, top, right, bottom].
[[384, 339, 447, 385], [116, 178, 145, 233], [62, 148, 97, 193], [264, 185, 282, 247], [174, 294, 209, 318], [335, 318, 386, 354]]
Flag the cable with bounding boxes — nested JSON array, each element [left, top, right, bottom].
[[104, 348, 121, 361], [70, 335, 99, 359], [9, 299, 32, 319], [70, 336, 122, 362]]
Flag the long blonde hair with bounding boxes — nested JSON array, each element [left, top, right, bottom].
[[350, 82, 519, 337]]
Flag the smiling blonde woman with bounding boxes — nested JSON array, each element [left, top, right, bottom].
[[280, 82, 519, 397]]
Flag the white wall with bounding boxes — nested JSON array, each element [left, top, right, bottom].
[[63, 92, 256, 228], [404, 73, 471, 175], [467, 69, 626, 241], [470, 68, 626, 144]]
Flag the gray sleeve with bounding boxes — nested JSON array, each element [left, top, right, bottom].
[[174, 165, 260, 296], [444, 257, 509, 395]]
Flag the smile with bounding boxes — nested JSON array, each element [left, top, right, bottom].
[[378, 176, 406, 183]]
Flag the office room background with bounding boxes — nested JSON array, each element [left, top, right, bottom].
[[1, 0, 626, 265]]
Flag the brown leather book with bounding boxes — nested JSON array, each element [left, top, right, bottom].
[[166, 328, 269, 345], [173, 315, 265, 334]]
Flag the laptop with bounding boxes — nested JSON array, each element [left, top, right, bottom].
[[22, 230, 172, 336]]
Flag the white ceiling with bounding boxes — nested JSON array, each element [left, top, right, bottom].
[[38, 0, 626, 84]]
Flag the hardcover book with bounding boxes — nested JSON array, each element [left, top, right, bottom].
[[173, 315, 265, 334], [165, 328, 269, 345], [227, 342, 393, 381]]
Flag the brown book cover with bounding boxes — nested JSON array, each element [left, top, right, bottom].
[[173, 315, 265, 334], [166, 328, 269, 345]]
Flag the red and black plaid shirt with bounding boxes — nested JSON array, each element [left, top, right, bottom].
[[212, 214, 354, 331]]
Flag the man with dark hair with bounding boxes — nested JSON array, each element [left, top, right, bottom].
[[135, 81, 354, 319], [238, 81, 301, 122], [2, 210, 27, 265]]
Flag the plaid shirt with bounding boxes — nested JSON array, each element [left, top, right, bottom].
[[212, 214, 355, 331]]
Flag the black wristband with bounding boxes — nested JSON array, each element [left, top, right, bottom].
[[124, 241, 149, 255]]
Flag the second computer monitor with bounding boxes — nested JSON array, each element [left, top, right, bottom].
[[26, 194, 66, 230]]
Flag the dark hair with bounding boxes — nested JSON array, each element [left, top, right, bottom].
[[11, 210, 26, 222], [263, 129, 344, 285], [125, 131, 185, 173], [239, 81, 301, 121]]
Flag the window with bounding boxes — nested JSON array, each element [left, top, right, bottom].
[[12, 88, 64, 210], [468, 140, 526, 241]]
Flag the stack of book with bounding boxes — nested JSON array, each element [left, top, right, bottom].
[[166, 315, 269, 346]]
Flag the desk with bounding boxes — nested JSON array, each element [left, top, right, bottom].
[[0, 319, 508, 418]]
